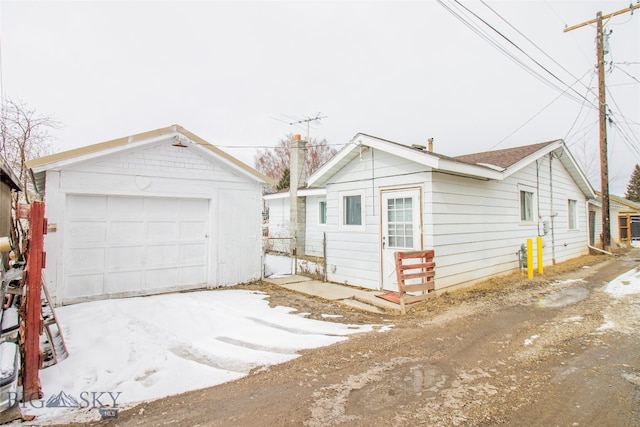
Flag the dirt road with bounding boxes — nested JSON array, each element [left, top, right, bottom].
[[67, 251, 640, 426]]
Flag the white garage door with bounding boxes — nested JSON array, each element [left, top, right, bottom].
[[63, 195, 209, 301]]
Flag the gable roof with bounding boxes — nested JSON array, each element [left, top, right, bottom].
[[595, 193, 640, 213], [27, 125, 272, 192], [0, 155, 22, 191], [454, 141, 556, 169], [308, 133, 595, 198]]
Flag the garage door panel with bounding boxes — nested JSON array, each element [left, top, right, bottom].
[[66, 274, 104, 298], [108, 196, 144, 217], [109, 221, 145, 243], [107, 245, 145, 270], [68, 222, 107, 245], [145, 268, 178, 290], [106, 271, 142, 294], [178, 266, 205, 283], [67, 247, 105, 271], [67, 195, 107, 217], [180, 222, 205, 240], [147, 221, 179, 241], [147, 198, 178, 218], [180, 243, 206, 263], [147, 244, 179, 265], [64, 195, 209, 302], [179, 199, 208, 220]]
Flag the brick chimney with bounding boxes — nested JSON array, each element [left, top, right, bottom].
[[289, 134, 307, 256]]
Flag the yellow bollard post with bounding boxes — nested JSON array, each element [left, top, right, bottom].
[[537, 236, 544, 275], [527, 238, 533, 279]]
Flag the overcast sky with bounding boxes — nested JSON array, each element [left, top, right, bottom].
[[1, 1, 638, 195]]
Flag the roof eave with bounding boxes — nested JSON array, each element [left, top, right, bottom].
[[26, 124, 273, 187]]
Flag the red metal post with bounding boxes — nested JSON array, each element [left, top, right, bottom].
[[21, 201, 46, 401]]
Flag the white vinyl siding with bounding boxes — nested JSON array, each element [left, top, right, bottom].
[[325, 148, 428, 289], [322, 146, 588, 292], [304, 196, 326, 257], [42, 140, 265, 305]]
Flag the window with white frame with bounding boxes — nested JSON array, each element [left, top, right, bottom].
[[345, 195, 361, 225], [339, 191, 365, 230], [568, 199, 577, 229], [520, 190, 534, 222], [319, 200, 327, 225]]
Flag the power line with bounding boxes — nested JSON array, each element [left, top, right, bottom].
[[490, 69, 593, 149], [565, 119, 599, 146], [436, 0, 585, 103], [564, 70, 597, 141], [613, 64, 640, 84], [480, 0, 598, 100], [450, 0, 599, 109]]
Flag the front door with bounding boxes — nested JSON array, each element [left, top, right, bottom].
[[381, 189, 422, 291]]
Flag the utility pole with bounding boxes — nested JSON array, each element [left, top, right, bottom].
[[564, 3, 640, 250]]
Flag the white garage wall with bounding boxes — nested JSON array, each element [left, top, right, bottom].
[[42, 141, 264, 305]]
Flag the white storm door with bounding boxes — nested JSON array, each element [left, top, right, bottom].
[[381, 189, 422, 291]]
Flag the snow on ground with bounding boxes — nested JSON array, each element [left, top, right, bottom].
[[14, 289, 380, 425], [604, 266, 640, 297], [263, 253, 293, 277], [11, 264, 640, 424], [263, 254, 322, 278]]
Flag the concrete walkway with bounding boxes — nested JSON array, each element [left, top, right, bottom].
[[262, 275, 401, 313]]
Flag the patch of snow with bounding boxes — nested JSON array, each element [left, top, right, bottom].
[[630, 240, 640, 248], [598, 320, 616, 331], [263, 254, 294, 277], [562, 316, 583, 323], [17, 290, 378, 425], [321, 314, 343, 319], [0, 342, 17, 379], [605, 267, 640, 297], [524, 334, 539, 346]]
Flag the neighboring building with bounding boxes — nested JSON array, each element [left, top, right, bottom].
[[28, 125, 271, 305], [265, 133, 595, 293], [264, 187, 327, 256], [0, 156, 22, 269], [590, 193, 640, 246]]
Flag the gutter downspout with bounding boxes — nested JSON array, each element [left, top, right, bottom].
[[549, 153, 556, 264]]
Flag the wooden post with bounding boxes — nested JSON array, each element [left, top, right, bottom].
[[564, 4, 640, 250], [596, 12, 611, 250], [21, 201, 47, 401]]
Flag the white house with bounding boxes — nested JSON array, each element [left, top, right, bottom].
[[28, 125, 271, 305], [265, 133, 596, 293]]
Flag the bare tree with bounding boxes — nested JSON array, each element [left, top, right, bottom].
[[0, 99, 58, 255], [254, 134, 337, 190]]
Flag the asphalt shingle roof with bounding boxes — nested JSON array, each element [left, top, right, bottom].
[[453, 140, 558, 169]]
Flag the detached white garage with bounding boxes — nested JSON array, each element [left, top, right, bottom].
[[28, 125, 271, 305]]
